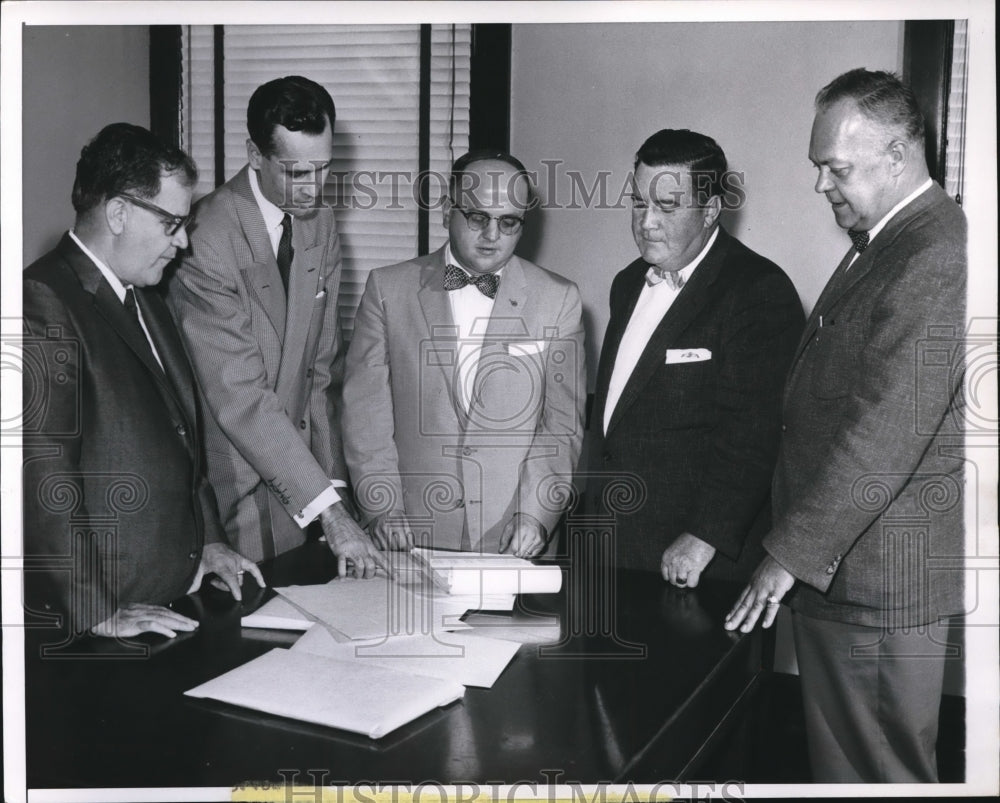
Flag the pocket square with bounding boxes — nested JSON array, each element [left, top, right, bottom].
[[506, 340, 547, 356], [665, 348, 711, 364]]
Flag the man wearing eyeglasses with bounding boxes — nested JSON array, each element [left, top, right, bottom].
[[343, 151, 585, 556], [591, 128, 804, 585], [169, 76, 385, 577], [22, 123, 263, 639]]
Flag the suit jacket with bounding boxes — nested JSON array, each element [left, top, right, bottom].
[[764, 183, 967, 628], [342, 246, 586, 552], [591, 227, 804, 574], [22, 234, 225, 634], [167, 166, 347, 562]]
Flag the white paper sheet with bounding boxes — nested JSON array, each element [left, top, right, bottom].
[[410, 548, 563, 595], [275, 577, 470, 641], [240, 595, 314, 630], [184, 648, 464, 739], [291, 625, 521, 688]]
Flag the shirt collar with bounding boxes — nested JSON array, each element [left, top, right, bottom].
[[68, 229, 128, 303], [444, 243, 504, 279], [865, 178, 933, 243], [650, 226, 719, 285], [248, 165, 286, 232]]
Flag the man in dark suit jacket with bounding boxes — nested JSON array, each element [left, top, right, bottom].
[[22, 123, 262, 639], [591, 129, 803, 582], [168, 76, 384, 576], [726, 70, 967, 782]]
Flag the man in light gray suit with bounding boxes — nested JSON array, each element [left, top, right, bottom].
[[343, 151, 585, 556], [725, 69, 967, 782], [169, 76, 384, 576]]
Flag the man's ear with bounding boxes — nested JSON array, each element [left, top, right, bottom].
[[246, 137, 262, 170], [104, 197, 128, 236], [887, 139, 909, 177], [442, 196, 452, 229], [703, 194, 723, 228]]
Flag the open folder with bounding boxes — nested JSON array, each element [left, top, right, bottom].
[[184, 648, 464, 739], [410, 548, 563, 596]]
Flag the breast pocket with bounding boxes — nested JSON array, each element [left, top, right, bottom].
[[808, 321, 862, 399]]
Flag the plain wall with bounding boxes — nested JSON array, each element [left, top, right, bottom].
[[510, 21, 904, 384], [22, 25, 150, 265]]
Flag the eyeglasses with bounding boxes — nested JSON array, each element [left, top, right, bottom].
[[451, 205, 524, 236], [119, 193, 191, 236]]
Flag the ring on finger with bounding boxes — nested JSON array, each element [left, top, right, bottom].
[[766, 595, 779, 605]]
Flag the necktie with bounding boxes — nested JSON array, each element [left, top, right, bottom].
[[123, 287, 140, 324], [277, 214, 294, 293], [644, 266, 685, 291], [444, 263, 500, 299], [848, 229, 870, 253]]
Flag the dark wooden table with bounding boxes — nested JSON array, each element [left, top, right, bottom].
[[24, 542, 767, 790]]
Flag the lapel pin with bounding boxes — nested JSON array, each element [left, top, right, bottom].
[[510, 299, 518, 306]]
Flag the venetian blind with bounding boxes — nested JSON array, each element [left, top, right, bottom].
[[180, 24, 471, 337], [944, 20, 967, 204]]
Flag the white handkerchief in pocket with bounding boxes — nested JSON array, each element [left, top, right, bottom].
[[507, 340, 547, 356], [665, 348, 712, 364]]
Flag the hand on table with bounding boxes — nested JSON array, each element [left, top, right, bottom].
[[498, 513, 547, 558], [660, 532, 716, 588], [90, 602, 198, 639], [724, 554, 796, 633], [320, 501, 389, 579], [189, 542, 265, 601]]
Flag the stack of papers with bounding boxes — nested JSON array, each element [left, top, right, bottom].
[[185, 648, 464, 739], [410, 548, 563, 596]]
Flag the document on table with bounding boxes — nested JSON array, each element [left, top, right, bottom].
[[275, 577, 470, 641], [410, 548, 563, 596], [291, 625, 521, 688], [241, 595, 314, 631], [461, 612, 562, 644], [184, 648, 464, 739]]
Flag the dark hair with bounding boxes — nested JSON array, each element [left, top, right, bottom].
[[815, 68, 925, 147], [448, 150, 536, 210], [634, 129, 728, 199], [71, 123, 198, 215], [247, 76, 336, 156]]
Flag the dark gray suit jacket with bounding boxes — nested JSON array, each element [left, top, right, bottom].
[[592, 227, 804, 573], [765, 183, 967, 628], [22, 234, 226, 634]]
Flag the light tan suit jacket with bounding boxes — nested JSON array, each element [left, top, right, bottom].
[[168, 166, 347, 562], [343, 246, 585, 551]]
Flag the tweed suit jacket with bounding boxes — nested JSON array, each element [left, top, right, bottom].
[[168, 166, 347, 562], [764, 183, 967, 628], [591, 227, 805, 574], [22, 234, 226, 634], [342, 246, 586, 552]]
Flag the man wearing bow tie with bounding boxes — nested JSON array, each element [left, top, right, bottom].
[[725, 70, 967, 782], [343, 152, 585, 556], [591, 128, 804, 582]]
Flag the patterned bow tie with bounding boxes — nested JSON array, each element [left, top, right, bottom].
[[848, 229, 870, 253], [644, 266, 686, 291], [444, 263, 500, 299]]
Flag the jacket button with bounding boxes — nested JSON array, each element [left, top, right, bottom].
[[781, 424, 787, 432], [603, 453, 611, 463], [188, 550, 199, 560], [176, 424, 187, 436], [306, 368, 313, 378], [299, 420, 307, 430]]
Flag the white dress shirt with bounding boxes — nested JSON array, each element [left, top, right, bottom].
[[444, 243, 500, 412], [68, 230, 164, 371], [603, 227, 719, 434], [847, 178, 932, 269], [247, 168, 344, 524]]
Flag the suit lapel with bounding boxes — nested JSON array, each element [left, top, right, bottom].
[[58, 236, 192, 427], [136, 287, 198, 427], [276, 213, 323, 390], [231, 167, 287, 342], [417, 248, 462, 412], [593, 264, 644, 431], [606, 229, 729, 434]]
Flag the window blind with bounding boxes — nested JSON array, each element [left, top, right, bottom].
[[180, 24, 471, 337], [944, 19, 967, 204]]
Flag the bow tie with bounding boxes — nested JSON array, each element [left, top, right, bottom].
[[644, 266, 686, 291], [848, 229, 870, 253], [444, 263, 500, 299]]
